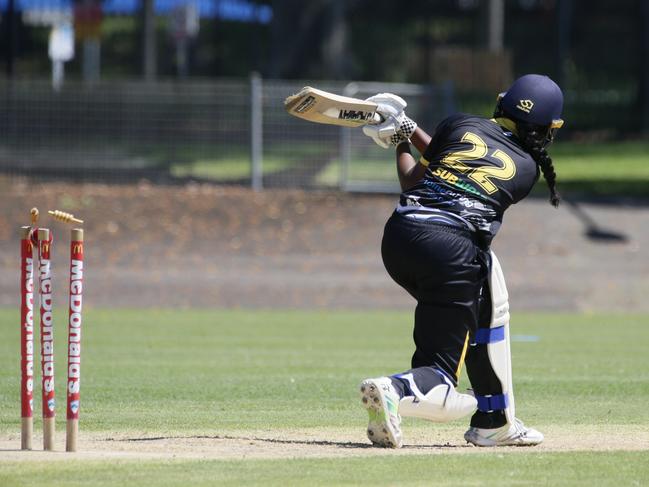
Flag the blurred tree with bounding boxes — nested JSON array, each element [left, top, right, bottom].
[[0, 0, 645, 137], [487, 0, 505, 53], [201, 0, 272, 77], [641, 0, 649, 133], [267, 0, 354, 79], [555, 0, 574, 89], [74, 0, 103, 83], [4, 0, 16, 77]]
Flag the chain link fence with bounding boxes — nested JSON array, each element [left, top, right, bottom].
[[0, 77, 455, 191]]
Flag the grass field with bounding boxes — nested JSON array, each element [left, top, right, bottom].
[[168, 143, 334, 181], [321, 141, 649, 196], [1, 309, 648, 486], [157, 140, 649, 197]]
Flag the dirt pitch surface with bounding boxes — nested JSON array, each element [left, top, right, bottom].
[[1, 425, 648, 461], [1, 179, 648, 312]]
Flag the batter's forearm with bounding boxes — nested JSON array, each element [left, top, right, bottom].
[[396, 141, 428, 191], [409, 127, 432, 155]]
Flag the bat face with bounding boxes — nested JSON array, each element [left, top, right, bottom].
[[284, 86, 381, 127], [290, 94, 318, 114]]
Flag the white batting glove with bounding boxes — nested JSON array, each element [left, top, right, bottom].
[[362, 93, 417, 148], [366, 93, 417, 138], [363, 120, 406, 148], [365, 93, 408, 123]]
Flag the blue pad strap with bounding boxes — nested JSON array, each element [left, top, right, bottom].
[[475, 393, 509, 412], [474, 326, 505, 344]]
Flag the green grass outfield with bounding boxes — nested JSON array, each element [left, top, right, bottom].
[[321, 140, 649, 197], [163, 140, 649, 198], [1, 309, 648, 486]]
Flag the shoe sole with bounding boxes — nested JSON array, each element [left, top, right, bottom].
[[360, 379, 402, 448], [464, 430, 543, 447]]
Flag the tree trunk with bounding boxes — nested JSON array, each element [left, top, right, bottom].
[[142, 0, 156, 81], [640, 0, 649, 133], [5, 0, 16, 78]]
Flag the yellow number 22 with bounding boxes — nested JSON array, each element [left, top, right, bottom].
[[441, 132, 516, 195]]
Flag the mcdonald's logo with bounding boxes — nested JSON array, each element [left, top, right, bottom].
[[42, 243, 50, 254], [72, 244, 83, 254]]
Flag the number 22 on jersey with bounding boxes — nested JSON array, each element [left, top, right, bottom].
[[440, 132, 516, 195]]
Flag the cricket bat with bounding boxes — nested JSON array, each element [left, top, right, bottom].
[[284, 86, 382, 127]]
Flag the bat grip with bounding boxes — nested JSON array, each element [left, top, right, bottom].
[[369, 112, 385, 125]]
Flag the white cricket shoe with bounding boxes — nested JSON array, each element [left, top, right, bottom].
[[464, 418, 544, 447], [359, 377, 403, 448]]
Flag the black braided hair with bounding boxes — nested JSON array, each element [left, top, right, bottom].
[[519, 128, 561, 207]]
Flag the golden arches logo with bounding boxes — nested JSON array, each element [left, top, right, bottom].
[[72, 244, 83, 254], [41, 242, 51, 254], [516, 99, 534, 114]]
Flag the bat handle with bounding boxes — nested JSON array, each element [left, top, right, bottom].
[[369, 112, 385, 125]]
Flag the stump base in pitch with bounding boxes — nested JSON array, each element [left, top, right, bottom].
[[66, 419, 78, 452], [43, 417, 55, 451], [21, 418, 33, 450]]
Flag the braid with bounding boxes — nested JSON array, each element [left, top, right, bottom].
[[537, 150, 560, 207], [521, 130, 561, 207]]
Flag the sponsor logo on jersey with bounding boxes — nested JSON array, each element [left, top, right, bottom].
[[516, 99, 534, 113], [432, 168, 482, 197]]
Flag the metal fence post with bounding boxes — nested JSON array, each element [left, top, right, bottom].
[[250, 72, 263, 191], [339, 83, 359, 191], [339, 127, 351, 191]]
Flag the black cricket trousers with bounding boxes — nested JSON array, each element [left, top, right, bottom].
[[381, 211, 490, 388]]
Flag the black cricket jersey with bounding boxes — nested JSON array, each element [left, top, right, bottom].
[[399, 113, 540, 245]]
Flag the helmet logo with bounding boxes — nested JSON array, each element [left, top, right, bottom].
[[516, 99, 534, 113]]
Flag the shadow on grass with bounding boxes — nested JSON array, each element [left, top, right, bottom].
[[524, 184, 640, 244]]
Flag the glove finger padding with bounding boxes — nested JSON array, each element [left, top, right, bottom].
[[364, 93, 407, 122], [366, 133, 390, 149], [363, 118, 406, 149]]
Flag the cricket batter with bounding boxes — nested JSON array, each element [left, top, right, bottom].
[[359, 74, 563, 448]]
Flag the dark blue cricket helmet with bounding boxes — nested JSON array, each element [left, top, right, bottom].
[[497, 74, 564, 129]]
